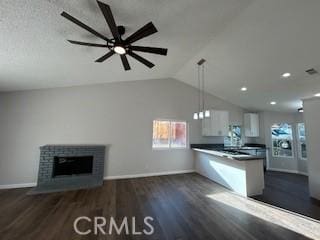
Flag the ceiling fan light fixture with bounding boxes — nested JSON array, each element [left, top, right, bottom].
[[61, 1, 167, 70], [114, 45, 126, 55], [281, 72, 291, 78], [241, 86, 248, 92]]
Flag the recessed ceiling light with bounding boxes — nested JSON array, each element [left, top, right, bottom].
[[270, 101, 277, 105], [282, 73, 291, 78], [241, 87, 247, 91], [314, 93, 320, 97]]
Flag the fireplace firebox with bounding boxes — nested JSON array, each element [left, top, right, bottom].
[[53, 156, 93, 177]]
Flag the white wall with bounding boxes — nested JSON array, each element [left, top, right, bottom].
[[0, 78, 245, 186], [254, 111, 307, 174], [303, 98, 320, 200]]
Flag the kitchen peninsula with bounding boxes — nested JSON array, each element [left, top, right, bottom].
[[192, 145, 265, 197]]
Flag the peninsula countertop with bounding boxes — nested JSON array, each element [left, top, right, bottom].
[[192, 148, 265, 161], [190, 143, 268, 151]]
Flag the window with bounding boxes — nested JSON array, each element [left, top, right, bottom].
[[271, 123, 293, 158], [224, 125, 242, 147], [152, 120, 170, 148], [297, 123, 307, 160], [152, 120, 187, 149]]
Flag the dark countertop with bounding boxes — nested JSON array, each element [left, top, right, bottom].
[[190, 143, 267, 161], [190, 143, 267, 151], [192, 148, 265, 161]]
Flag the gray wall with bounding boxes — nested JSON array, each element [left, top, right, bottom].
[[254, 111, 307, 174], [303, 98, 320, 200], [0, 78, 245, 185]]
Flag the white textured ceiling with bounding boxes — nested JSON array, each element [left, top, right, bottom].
[[0, 0, 251, 89], [1, 0, 320, 112]]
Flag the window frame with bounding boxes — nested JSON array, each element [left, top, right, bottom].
[[224, 125, 242, 147], [152, 119, 189, 150], [271, 123, 294, 159], [297, 123, 307, 161]]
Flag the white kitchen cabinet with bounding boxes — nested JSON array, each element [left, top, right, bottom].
[[244, 113, 259, 137], [202, 110, 229, 136]]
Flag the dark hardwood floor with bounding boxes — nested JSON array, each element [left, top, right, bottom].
[[252, 171, 320, 221], [0, 173, 319, 240]]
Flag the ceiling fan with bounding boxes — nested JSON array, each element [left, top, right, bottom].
[[61, 1, 168, 71]]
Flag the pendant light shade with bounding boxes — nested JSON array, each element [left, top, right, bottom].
[[199, 111, 204, 119], [205, 110, 210, 118], [193, 112, 199, 120]]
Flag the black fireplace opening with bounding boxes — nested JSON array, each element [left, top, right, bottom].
[[53, 156, 93, 177]]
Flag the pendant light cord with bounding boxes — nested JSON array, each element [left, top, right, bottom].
[[198, 64, 201, 113], [202, 64, 205, 112]]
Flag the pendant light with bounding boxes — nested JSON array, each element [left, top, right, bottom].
[[193, 112, 199, 120], [201, 62, 210, 118], [193, 61, 201, 120], [199, 63, 204, 120], [193, 59, 210, 120]]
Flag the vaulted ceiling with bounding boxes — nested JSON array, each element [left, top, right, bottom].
[[1, 0, 320, 112], [176, 0, 320, 112]]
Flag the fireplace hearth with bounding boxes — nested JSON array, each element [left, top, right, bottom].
[[29, 145, 107, 194]]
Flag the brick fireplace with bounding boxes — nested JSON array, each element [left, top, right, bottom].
[[29, 145, 107, 194]]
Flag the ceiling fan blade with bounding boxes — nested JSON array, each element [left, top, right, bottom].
[[97, 1, 121, 42], [95, 51, 115, 62], [125, 22, 157, 44], [130, 46, 167, 56], [61, 12, 110, 42], [68, 40, 108, 47], [128, 51, 155, 68], [120, 55, 131, 71]]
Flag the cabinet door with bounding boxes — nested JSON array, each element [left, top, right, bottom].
[[202, 117, 211, 136], [218, 111, 229, 136], [201, 110, 229, 136], [244, 113, 259, 137], [244, 114, 252, 136], [211, 111, 221, 136], [251, 114, 259, 136]]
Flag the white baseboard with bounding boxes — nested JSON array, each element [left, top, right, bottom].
[[0, 170, 196, 190], [104, 170, 195, 180], [0, 182, 37, 190], [267, 168, 308, 176]]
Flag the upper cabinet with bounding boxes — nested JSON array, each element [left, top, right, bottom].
[[202, 110, 229, 136], [244, 113, 259, 137]]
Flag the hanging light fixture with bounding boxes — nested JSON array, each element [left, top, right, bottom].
[[201, 61, 210, 118], [193, 60, 202, 120], [193, 59, 210, 120]]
